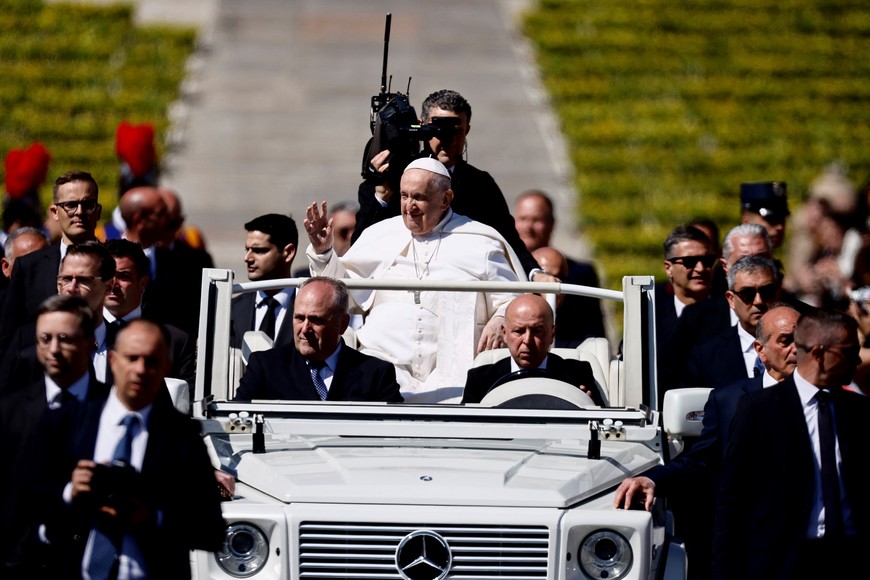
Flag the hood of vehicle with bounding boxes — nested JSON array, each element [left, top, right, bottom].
[[232, 435, 660, 508]]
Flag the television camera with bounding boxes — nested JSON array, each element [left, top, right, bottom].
[[361, 13, 460, 181]]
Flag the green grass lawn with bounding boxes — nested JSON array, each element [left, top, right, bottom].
[[0, 0, 195, 210], [524, 0, 870, 286]]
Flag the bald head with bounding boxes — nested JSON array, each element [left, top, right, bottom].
[[503, 294, 555, 369], [120, 186, 167, 247], [754, 306, 799, 381], [532, 247, 568, 279]]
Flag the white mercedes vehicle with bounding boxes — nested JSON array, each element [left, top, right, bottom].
[[189, 270, 699, 579]]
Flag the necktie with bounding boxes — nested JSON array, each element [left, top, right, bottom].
[[753, 356, 765, 377], [106, 319, 125, 349], [258, 297, 279, 340], [87, 414, 141, 579], [308, 361, 328, 400], [816, 390, 844, 537]]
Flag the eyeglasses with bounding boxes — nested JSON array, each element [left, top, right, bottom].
[[667, 254, 718, 270], [732, 283, 778, 304], [37, 333, 83, 347], [57, 274, 99, 289], [55, 199, 99, 215]]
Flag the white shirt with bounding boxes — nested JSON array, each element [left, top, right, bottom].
[[736, 324, 757, 378], [45, 372, 90, 407], [91, 322, 108, 383], [510, 355, 549, 373], [673, 295, 688, 318], [253, 288, 294, 338], [793, 369, 853, 539], [103, 305, 142, 325], [311, 343, 342, 393]]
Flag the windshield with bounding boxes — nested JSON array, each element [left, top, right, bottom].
[[193, 272, 656, 416]]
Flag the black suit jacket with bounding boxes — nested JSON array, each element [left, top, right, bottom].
[[0, 244, 61, 359], [713, 377, 870, 579], [230, 291, 295, 350], [681, 324, 751, 391], [354, 158, 538, 276], [461, 353, 600, 405], [554, 259, 606, 347], [143, 243, 214, 338], [56, 394, 225, 578], [234, 340, 403, 402], [0, 375, 108, 574]]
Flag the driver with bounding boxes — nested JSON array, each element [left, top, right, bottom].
[[461, 294, 601, 404]]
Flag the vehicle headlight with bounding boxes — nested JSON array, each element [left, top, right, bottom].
[[578, 530, 632, 579], [215, 522, 269, 577]]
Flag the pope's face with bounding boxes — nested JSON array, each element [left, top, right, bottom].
[[400, 169, 452, 236]]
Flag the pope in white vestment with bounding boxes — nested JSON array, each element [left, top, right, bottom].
[[305, 158, 524, 403]]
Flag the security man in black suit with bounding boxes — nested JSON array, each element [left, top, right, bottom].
[[354, 89, 545, 279], [0, 170, 102, 359], [0, 295, 108, 577], [615, 305, 799, 580], [231, 213, 298, 350], [461, 293, 600, 405], [680, 254, 780, 391], [235, 276, 402, 402], [60, 319, 225, 578], [714, 308, 870, 579], [103, 239, 196, 385]]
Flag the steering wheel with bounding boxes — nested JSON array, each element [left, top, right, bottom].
[[479, 369, 595, 409]]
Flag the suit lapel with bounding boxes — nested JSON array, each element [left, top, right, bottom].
[[327, 345, 359, 400]]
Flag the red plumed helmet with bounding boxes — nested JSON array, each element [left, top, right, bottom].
[[4, 142, 52, 199], [115, 121, 158, 178]]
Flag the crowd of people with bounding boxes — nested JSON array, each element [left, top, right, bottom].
[[2, 88, 870, 577]]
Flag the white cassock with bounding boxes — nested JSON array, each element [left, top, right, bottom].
[[307, 209, 524, 403]]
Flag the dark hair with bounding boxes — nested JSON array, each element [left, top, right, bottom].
[[2, 199, 44, 231], [663, 225, 711, 260], [300, 276, 349, 316], [421, 89, 472, 123], [37, 294, 96, 339], [727, 254, 777, 291], [795, 307, 858, 349], [52, 170, 98, 202], [63, 241, 116, 281], [244, 213, 298, 251], [105, 238, 150, 280]]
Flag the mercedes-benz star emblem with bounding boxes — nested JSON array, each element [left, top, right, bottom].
[[395, 530, 452, 580]]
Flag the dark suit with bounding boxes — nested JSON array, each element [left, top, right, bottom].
[[0, 244, 61, 359], [230, 291, 295, 350], [234, 340, 403, 402], [681, 325, 750, 391], [461, 353, 600, 405], [354, 158, 538, 276], [143, 243, 214, 338], [0, 376, 108, 576], [55, 394, 225, 578], [713, 377, 870, 579], [554, 259, 606, 347], [665, 295, 733, 388], [644, 375, 763, 580]]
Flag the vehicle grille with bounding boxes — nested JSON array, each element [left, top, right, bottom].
[[299, 522, 549, 579]]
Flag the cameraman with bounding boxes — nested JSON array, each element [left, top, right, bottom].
[[354, 89, 546, 279]]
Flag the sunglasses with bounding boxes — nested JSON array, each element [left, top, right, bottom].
[[55, 199, 99, 215], [667, 254, 718, 270], [732, 283, 778, 304]]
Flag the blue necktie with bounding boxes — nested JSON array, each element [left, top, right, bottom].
[[753, 356, 765, 377], [308, 361, 328, 400], [86, 414, 140, 579]]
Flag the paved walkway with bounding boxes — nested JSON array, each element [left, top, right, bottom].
[[104, 0, 585, 278]]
